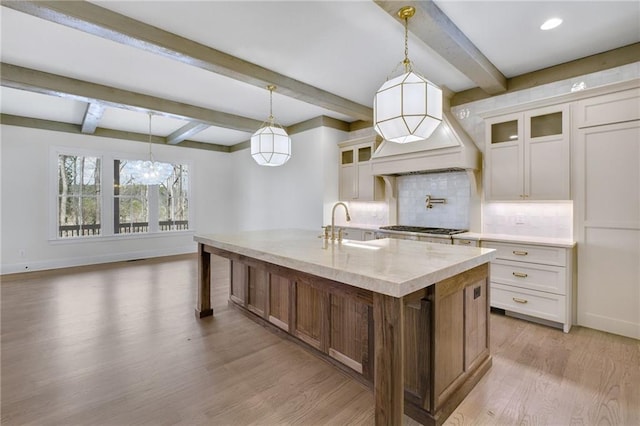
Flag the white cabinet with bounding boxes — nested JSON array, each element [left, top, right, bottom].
[[416, 235, 452, 245], [485, 104, 570, 201], [339, 228, 376, 241], [453, 238, 478, 247], [572, 85, 640, 339], [339, 137, 384, 201], [481, 240, 574, 333]]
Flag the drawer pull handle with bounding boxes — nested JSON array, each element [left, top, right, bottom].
[[459, 240, 471, 245], [513, 250, 528, 256], [512, 272, 528, 278], [513, 297, 528, 304]]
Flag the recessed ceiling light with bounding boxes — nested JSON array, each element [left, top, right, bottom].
[[540, 18, 563, 30]]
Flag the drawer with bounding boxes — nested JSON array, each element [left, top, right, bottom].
[[453, 239, 478, 247], [481, 241, 566, 266], [417, 236, 452, 245], [491, 283, 566, 324], [341, 228, 363, 241], [491, 260, 566, 295]]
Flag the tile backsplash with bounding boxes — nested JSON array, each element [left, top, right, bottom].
[[483, 202, 573, 239], [332, 201, 388, 227], [398, 171, 470, 230]]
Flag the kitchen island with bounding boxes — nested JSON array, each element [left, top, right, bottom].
[[194, 230, 495, 425]]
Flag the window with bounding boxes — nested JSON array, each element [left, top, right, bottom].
[[54, 149, 190, 239], [114, 159, 151, 234], [159, 164, 189, 231], [57, 155, 102, 237], [114, 160, 189, 234]]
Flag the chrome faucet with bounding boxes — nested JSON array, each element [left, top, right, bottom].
[[331, 202, 351, 241]]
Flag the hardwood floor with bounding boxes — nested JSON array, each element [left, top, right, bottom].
[[2, 254, 638, 425]]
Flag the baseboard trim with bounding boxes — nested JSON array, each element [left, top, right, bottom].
[[1, 245, 196, 276]]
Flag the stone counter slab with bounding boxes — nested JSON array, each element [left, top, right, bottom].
[[195, 229, 495, 298]]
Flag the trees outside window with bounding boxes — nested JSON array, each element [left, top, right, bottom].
[[58, 155, 101, 237], [56, 151, 189, 239], [114, 160, 189, 234]]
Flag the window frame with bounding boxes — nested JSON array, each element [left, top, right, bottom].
[[49, 146, 194, 242]]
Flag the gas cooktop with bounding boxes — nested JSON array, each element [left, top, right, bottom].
[[379, 226, 467, 235]]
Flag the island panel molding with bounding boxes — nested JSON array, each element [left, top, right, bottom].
[[194, 230, 495, 425]]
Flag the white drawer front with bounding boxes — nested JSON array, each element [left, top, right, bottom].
[[342, 229, 363, 241], [481, 241, 566, 266], [453, 239, 478, 247], [491, 260, 566, 295], [417, 236, 452, 245], [491, 283, 566, 323]]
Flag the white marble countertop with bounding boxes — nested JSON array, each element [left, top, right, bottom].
[[195, 229, 496, 298], [453, 232, 576, 248]]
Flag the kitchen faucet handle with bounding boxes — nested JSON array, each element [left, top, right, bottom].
[[321, 225, 330, 240]]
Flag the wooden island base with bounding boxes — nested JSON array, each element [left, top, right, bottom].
[[197, 243, 492, 426]]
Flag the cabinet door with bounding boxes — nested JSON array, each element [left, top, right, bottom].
[[524, 106, 570, 200], [329, 294, 369, 374], [485, 114, 524, 200], [340, 164, 356, 200], [574, 120, 640, 339], [247, 266, 268, 317], [293, 279, 329, 351], [230, 261, 247, 305], [269, 273, 291, 331]]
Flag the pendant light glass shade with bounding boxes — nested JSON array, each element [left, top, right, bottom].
[[373, 6, 443, 144], [374, 71, 442, 143], [251, 85, 291, 166], [131, 113, 174, 185]]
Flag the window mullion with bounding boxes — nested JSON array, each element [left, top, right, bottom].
[[148, 184, 159, 233]]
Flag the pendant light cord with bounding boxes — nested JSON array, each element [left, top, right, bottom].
[[147, 112, 154, 162], [403, 15, 410, 72], [267, 85, 275, 122]]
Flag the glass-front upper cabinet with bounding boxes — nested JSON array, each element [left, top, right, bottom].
[[338, 136, 384, 202], [485, 104, 570, 201]]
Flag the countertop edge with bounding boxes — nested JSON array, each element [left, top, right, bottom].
[[195, 233, 496, 298]]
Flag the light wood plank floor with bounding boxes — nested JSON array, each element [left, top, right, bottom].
[[2, 254, 638, 425]]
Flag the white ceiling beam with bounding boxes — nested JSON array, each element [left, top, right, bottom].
[[374, 1, 507, 95], [1, 63, 263, 132], [2, 0, 373, 121], [167, 122, 210, 145], [80, 102, 105, 134]]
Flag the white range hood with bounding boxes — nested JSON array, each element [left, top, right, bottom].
[[370, 111, 481, 175]]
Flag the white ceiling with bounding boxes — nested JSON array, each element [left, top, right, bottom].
[[1, 1, 638, 147]]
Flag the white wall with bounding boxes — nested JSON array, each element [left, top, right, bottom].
[[1, 124, 345, 273], [0, 125, 234, 274], [229, 126, 344, 232]]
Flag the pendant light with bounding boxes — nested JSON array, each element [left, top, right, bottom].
[[373, 6, 442, 144], [251, 85, 291, 166], [132, 112, 173, 185]]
